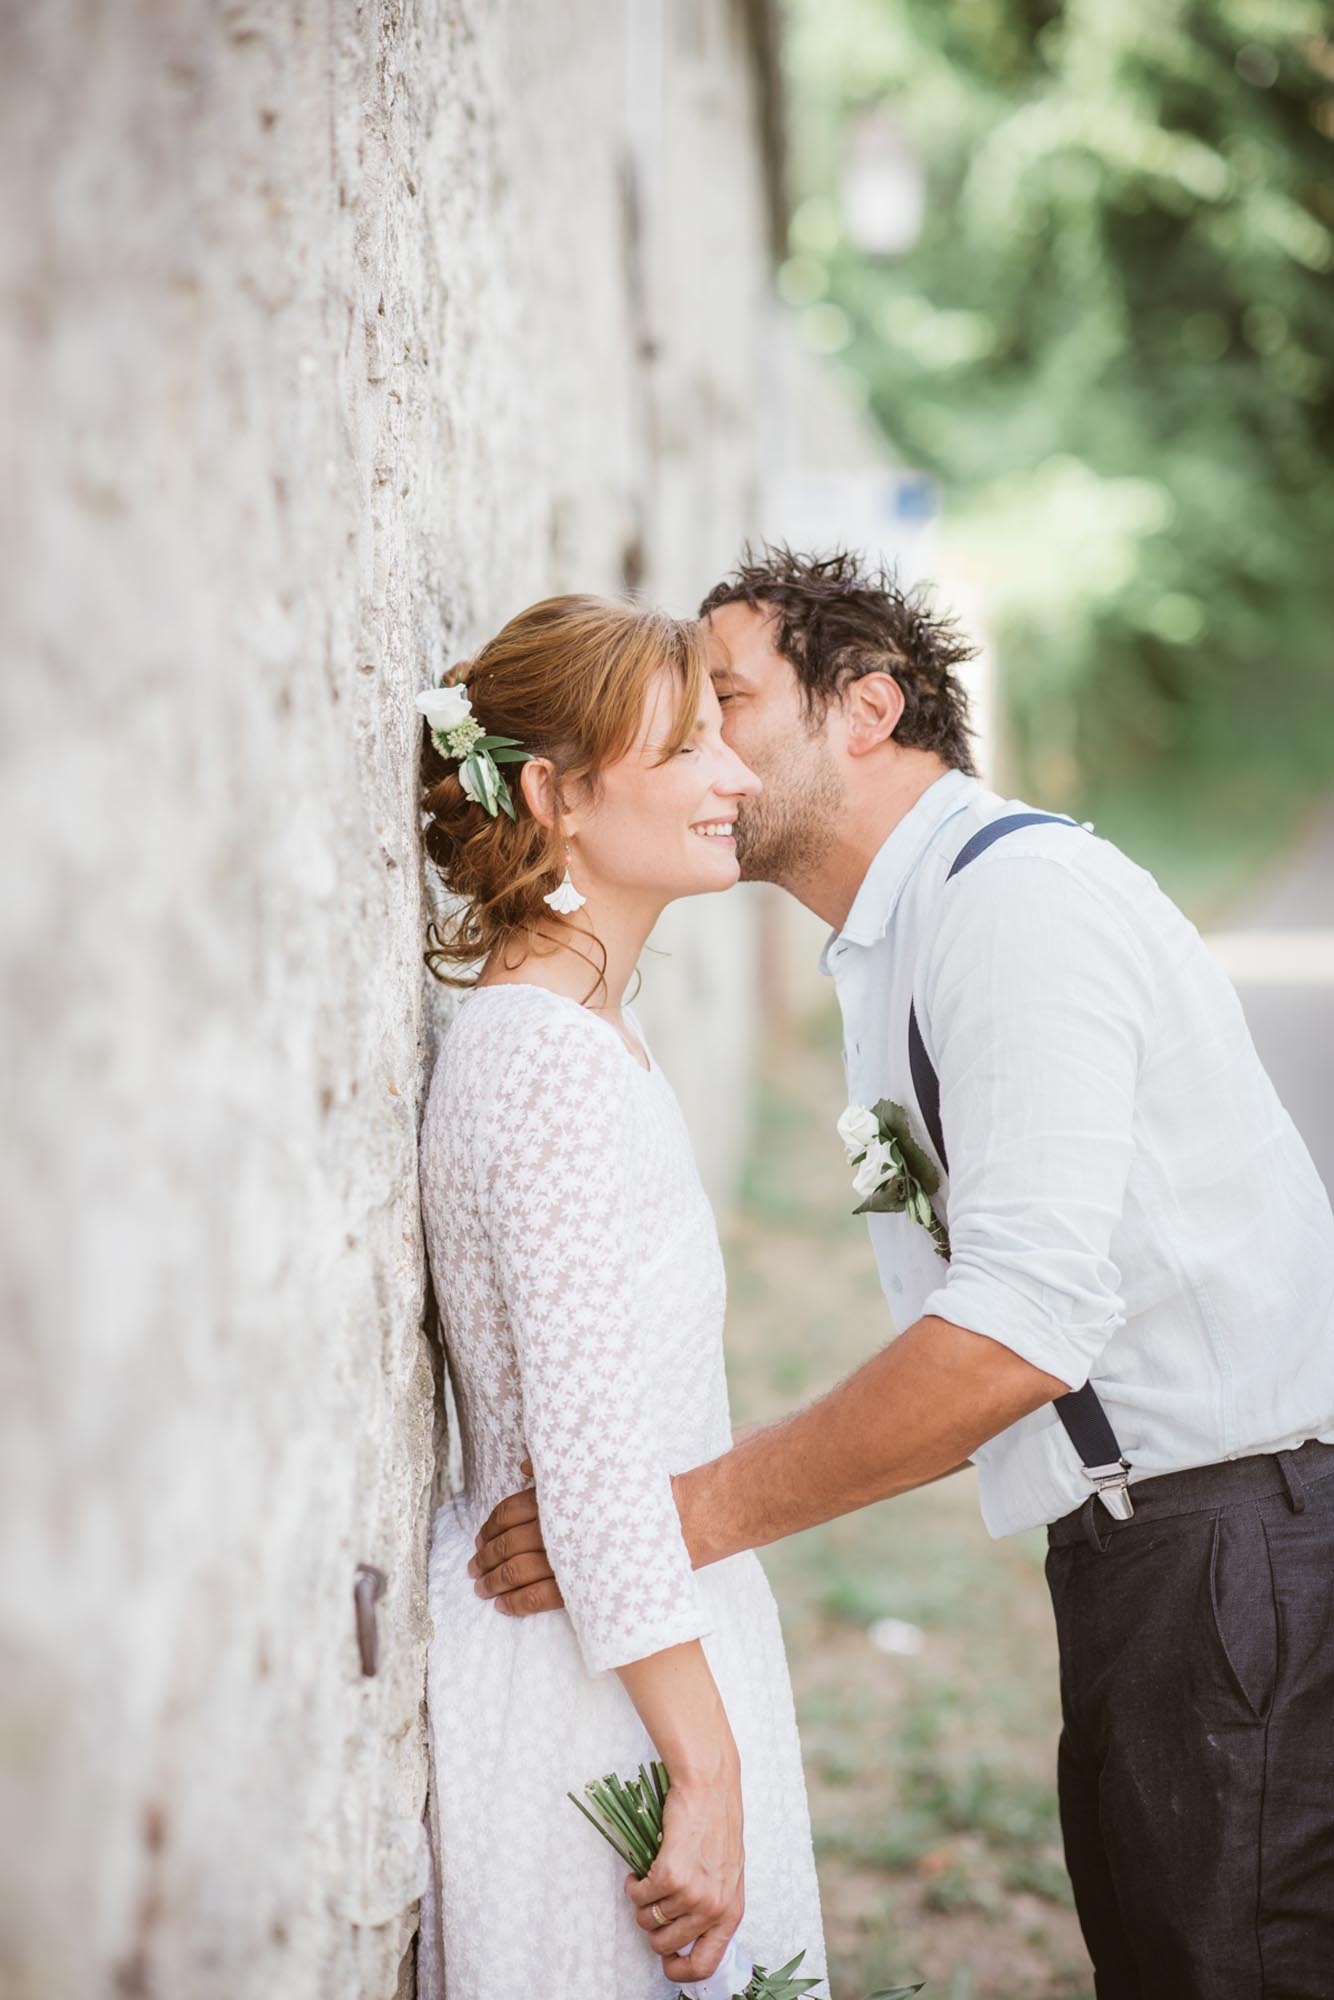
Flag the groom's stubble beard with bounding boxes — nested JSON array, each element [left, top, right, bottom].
[[733, 729, 845, 889]]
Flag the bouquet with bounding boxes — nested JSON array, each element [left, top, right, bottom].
[[568, 1761, 822, 1999]]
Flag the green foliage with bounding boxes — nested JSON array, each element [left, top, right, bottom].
[[782, 0, 1334, 900], [740, 1951, 826, 1999]]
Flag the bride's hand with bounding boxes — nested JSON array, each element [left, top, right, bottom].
[[624, 1766, 745, 1984]]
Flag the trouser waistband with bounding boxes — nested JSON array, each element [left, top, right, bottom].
[[1047, 1435, 1334, 1548]]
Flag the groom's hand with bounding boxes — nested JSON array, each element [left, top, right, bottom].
[[469, 1459, 566, 1616]]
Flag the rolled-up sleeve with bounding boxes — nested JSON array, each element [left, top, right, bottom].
[[919, 854, 1156, 1389]]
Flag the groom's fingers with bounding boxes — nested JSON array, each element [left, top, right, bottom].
[[467, 1519, 547, 1578], [470, 1460, 563, 1613], [472, 1548, 557, 1601], [495, 1575, 564, 1616], [475, 1483, 540, 1548]]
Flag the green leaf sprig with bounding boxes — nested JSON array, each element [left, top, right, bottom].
[[740, 1950, 826, 1999], [451, 731, 531, 821]]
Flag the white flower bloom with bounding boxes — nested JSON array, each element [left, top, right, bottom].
[[416, 682, 474, 731], [837, 1102, 882, 1161], [852, 1137, 898, 1198]]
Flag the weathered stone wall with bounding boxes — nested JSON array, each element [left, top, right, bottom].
[[0, 5, 775, 1995]]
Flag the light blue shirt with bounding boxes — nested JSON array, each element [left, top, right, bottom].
[[822, 769, 1334, 1535]]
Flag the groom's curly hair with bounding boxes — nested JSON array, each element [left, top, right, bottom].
[[699, 545, 979, 776]]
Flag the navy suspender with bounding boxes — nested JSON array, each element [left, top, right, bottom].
[[908, 812, 1134, 1519]]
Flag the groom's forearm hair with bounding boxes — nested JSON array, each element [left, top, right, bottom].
[[674, 1315, 1068, 1568]]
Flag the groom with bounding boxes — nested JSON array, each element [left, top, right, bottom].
[[469, 547, 1334, 1998]]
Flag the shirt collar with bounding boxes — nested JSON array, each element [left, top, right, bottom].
[[819, 768, 979, 974]]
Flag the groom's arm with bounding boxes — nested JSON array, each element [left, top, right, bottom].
[[472, 864, 1145, 1606], [470, 1314, 1067, 1609], [671, 1313, 1067, 1568], [680, 863, 1153, 1562]]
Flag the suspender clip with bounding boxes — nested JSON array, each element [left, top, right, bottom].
[[1084, 1460, 1134, 1520]]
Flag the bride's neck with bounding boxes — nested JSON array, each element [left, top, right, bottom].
[[483, 890, 663, 1017]]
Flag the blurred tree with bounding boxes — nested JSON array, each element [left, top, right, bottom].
[[782, 0, 1334, 907]]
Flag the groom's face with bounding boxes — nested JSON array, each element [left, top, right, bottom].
[[702, 602, 844, 886]]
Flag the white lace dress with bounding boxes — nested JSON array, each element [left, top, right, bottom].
[[418, 984, 828, 2000]]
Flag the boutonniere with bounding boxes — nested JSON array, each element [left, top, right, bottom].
[[837, 1100, 949, 1260]]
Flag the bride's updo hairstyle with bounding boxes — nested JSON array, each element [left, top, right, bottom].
[[421, 593, 707, 985]]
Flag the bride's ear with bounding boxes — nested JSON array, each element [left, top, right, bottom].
[[519, 756, 563, 831]]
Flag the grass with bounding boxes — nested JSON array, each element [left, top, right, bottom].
[[720, 1005, 1094, 2000]]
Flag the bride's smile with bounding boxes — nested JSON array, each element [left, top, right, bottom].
[[559, 671, 760, 912]]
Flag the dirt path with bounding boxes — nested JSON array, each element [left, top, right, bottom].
[[1206, 802, 1334, 1196]]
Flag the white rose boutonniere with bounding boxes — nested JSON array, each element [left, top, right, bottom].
[[852, 1137, 898, 1200], [838, 1098, 950, 1261], [836, 1102, 882, 1160]]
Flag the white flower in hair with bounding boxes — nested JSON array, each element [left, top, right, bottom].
[[416, 676, 531, 821], [416, 682, 474, 731]]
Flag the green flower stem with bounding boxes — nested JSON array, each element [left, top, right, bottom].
[[568, 1765, 668, 1879], [569, 1765, 827, 1998], [566, 1791, 639, 1869]]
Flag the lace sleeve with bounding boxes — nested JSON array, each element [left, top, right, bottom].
[[483, 1013, 712, 1676]]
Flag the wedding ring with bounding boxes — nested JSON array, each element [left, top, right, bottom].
[[650, 1902, 668, 1928]]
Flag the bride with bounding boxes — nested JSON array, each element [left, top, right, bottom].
[[415, 593, 829, 1999]]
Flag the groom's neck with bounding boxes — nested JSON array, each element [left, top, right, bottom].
[[781, 749, 952, 932]]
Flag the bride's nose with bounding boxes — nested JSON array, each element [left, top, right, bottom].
[[720, 744, 762, 797]]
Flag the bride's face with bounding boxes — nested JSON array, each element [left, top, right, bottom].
[[570, 671, 762, 905]]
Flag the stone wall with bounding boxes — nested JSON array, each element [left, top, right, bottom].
[[0, 4, 776, 1995]]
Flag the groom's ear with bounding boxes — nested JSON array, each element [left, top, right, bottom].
[[842, 670, 905, 755]]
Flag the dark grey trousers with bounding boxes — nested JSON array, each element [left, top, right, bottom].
[[1045, 1437, 1334, 2000]]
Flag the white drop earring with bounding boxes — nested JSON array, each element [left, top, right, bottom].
[[543, 849, 586, 915]]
